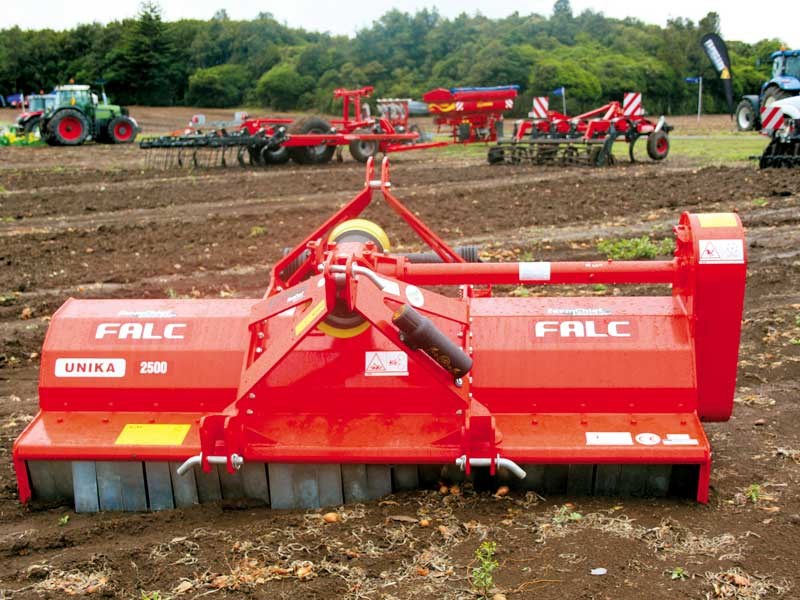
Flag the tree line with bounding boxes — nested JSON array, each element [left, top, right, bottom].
[[0, 1, 787, 116]]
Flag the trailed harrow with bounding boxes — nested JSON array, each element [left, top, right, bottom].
[[758, 97, 800, 168], [140, 128, 287, 169], [140, 87, 420, 169], [488, 93, 671, 167], [14, 158, 746, 512]]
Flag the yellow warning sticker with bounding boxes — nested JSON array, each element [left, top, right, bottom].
[[115, 424, 191, 446], [294, 300, 327, 337], [697, 213, 737, 228]]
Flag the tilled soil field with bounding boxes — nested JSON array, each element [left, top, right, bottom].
[[0, 133, 799, 599]]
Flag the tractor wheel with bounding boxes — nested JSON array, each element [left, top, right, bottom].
[[646, 131, 670, 161], [49, 109, 89, 146], [107, 116, 137, 144], [349, 129, 379, 163], [735, 100, 756, 131], [261, 145, 290, 164], [762, 86, 792, 109], [22, 117, 41, 137], [287, 117, 336, 164]]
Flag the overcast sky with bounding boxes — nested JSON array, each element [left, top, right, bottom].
[[2, 0, 797, 46]]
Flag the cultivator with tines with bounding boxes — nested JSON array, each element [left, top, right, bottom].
[[758, 97, 800, 168], [140, 128, 288, 169], [488, 93, 672, 167], [140, 87, 421, 169], [14, 158, 747, 512]]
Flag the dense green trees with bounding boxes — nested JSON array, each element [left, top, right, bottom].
[[0, 1, 787, 114]]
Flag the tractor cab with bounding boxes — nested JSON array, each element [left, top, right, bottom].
[[761, 50, 800, 107], [28, 94, 55, 113], [14, 94, 56, 136], [771, 51, 800, 80], [52, 85, 93, 112]]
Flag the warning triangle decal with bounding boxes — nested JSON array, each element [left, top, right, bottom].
[[701, 241, 720, 259], [366, 353, 385, 372]]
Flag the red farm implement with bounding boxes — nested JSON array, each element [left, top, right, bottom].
[[424, 85, 518, 143], [14, 158, 746, 512], [140, 87, 420, 168], [488, 92, 672, 167]]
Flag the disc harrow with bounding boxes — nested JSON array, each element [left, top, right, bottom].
[[14, 158, 747, 512]]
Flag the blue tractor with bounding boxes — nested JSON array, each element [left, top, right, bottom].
[[735, 49, 800, 131]]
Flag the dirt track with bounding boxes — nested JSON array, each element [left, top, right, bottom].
[[0, 126, 799, 599]]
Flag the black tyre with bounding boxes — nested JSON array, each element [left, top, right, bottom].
[[49, 109, 89, 146], [349, 129, 379, 163], [107, 116, 138, 144], [22, 117, 41, 136], [261, 145, 290, 164], [405, 123, 423, 145], [646, 130, 669, 161], [248, 146, 265, 166], [762, 86, 792, 109], [735, 100, 756, 131], [487, 146, 505, 164], [287, 117, 336, 164]]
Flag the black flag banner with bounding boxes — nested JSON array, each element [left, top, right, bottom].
[[700, 33, 734, 114]]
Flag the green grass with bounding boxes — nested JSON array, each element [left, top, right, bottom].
[[667, 136, 770, 165]]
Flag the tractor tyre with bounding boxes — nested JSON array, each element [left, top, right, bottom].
[[261, 145, 290, 164], [349, 129, 379, 163], [107, 116, 138, 144], [646, 130, 670, 161], [49, 109, 89, 146], [762, 86, 793, 109], [287, 117, 336, 164], [22, 117, 41, 137], [735, 99, 756, 131]]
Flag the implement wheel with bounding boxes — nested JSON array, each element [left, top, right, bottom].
[[349, 129, 379, 163], [49, 109, 89, 146], [262, 145, 290, 164], [646, 131, 669, 161], [288, 116, 336, 164], [108, 116, 137, 144]]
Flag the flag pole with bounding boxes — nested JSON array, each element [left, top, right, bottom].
[[562, 87, 567, 115], [697, 76, 702, 123]]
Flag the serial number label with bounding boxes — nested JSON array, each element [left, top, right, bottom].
[[139, 360, 168, 374]]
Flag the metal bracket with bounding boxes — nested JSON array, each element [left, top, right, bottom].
[[455, 454, 527, 479]]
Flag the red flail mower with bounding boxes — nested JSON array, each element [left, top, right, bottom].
[[14, 158, 746, 511]]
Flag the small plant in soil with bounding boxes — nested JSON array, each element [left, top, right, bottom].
[[597, 236, 674, 260], [471, 541, 499, 597], [58, 514, 70, 526], [553, 504, 583, 525], [745, 483, 762, 503], [669, 566, 688, 580]]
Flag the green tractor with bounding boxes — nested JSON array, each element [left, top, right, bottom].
[[41, 84, 139, 146]]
